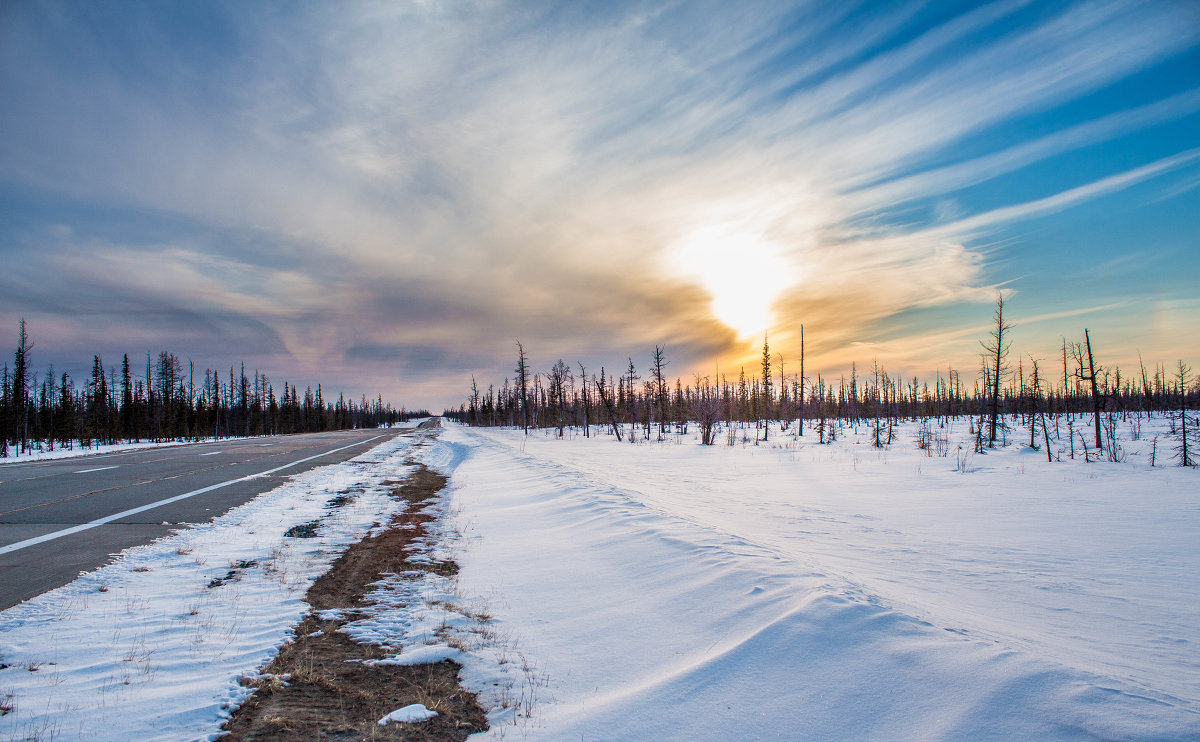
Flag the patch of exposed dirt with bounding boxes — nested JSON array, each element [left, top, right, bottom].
[[222, 613, 482, 741], [326, 492, 357, 509], [208, 559, 258, 589], [222, 433, 487, 741], [284, 521, 320, 538]]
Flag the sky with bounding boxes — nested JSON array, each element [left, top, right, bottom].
[[1, 0, 1198, 410]]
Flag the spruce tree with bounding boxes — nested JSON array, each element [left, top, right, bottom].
[[514, 342, 530, 433], [12, 319, 32, 453], [761, 335, 772, 441], [121, 354, 133, 439], [87, 355, 106, 446], [652, 346, 668, 435], [1177, 361, 1196, 467]]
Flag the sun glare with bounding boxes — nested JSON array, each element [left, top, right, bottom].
[[669, 225, 796, 339]]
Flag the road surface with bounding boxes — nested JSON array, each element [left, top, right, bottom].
[[0, 428, 408, 610]]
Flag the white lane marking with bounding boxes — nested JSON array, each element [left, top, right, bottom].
[[75, 466, 119, 474], [199, 451, 221, 456], [0, 435, 386, 556]]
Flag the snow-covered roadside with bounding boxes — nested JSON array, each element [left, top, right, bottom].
[[335, 447, 541, 733], [0, 430, 423, 741], [429, 417, 1199, 741], [0, 437, 256, 464], [0, 424, 418, 464]]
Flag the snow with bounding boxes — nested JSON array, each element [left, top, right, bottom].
[[367, 645, 466, 666], [378, 703, 438, 724], [424, 416, 1199, 740], [0, 425, 411, 464], [2, 414, 1196, 741], [0, 430, 421, 741], [0, 436, 254, 464]]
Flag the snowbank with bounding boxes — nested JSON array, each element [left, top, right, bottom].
[[0, 434, 419, 741], [0, 437, 248, 464], [0, 423, 418, 464], [431, 417, 1199, 740]]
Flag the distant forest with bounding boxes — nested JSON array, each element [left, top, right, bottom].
[[1, 320, 428, 457], [448, 299, 1198, 465]]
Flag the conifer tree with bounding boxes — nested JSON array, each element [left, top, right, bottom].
[[652, 346, 668, 435], [760, 335, 772, 441], [57, 371, 73, 449], [1, 363, 8, 458], [87, 355, 107, 446], [12, 319, 32, 453], [514, 341, 530, 433], [121, 354, 133, 438], [797, 324, 806, 436], [1177, 361, 1196, 467], [626, 357, 639, 440], [595, 366, 622, 441]]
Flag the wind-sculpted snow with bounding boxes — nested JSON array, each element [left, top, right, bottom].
[[434, 419, 1199, 740]]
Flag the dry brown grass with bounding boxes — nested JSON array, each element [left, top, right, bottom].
[[221, 452, 487, 741]]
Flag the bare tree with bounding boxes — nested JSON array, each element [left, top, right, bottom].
[[1029, 357, 1053, 462], [549, 359, 570, 437], [469, 376, 481, 426], [981, 294, 1011, 447], [1137, 352, 1153, 414], [1070, 329, 1103, 450], [577, 362, 591, 437]]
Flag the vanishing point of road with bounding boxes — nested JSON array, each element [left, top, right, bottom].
[[0, 427, 408, 610]]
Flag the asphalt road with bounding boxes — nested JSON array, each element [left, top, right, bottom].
[[0, 427, 409, 610]]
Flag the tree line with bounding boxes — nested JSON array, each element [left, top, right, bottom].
[[1, 320, 428, 457], [447, 298, 1198, 466]]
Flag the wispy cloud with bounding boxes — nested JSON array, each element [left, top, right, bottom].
[[924, 147, 1200, 238], [1, 0, 1197, 403]]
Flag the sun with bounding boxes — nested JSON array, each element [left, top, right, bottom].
[[711, 282, 771, 339], [668, 224, 796, 339]]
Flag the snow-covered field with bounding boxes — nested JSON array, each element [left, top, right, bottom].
[[432, 415, 1198, 740], [2, 414, 1196, 741]]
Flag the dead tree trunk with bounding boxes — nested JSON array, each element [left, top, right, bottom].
[[984, 295, 1010, 447], [577, 362, 590, 437], [595, 370, 622, 442], [1084, 329, 1102, 450]]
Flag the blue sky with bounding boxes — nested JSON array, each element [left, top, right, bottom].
[[1, 0, 1197, 408]]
